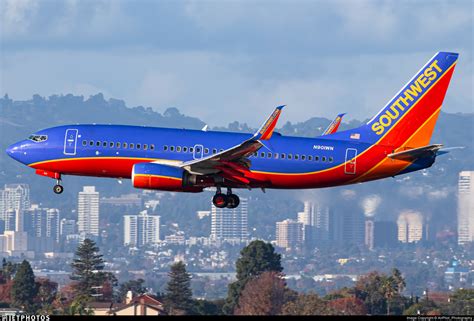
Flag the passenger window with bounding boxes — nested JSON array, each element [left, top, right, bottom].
[[176, 146, 181, 152], [103, 141, 107, 147], [82, 141, 87, 146], [96, 141, 101, 147], [89, 141, 94, 146], [164, 145, 168, 151], [281, 153, 286, 159], [109, 142, 114, 148], [213, 148, 217, 154], [204, 148, 209, 154], [274, 153, 279, 159], [253, 152, 258, 157], [329, 156, 334, 163], [143, 144, 148, 150], [183, 146, 188, 152], [267, 152, 272, 158], [196, 147, 201, 153], [189, 147, 194, 153], [288, 154, 293, 160], [219, 149, 224, 152], [308, 155, 312, 161], [315, 156, 319, 161], [322, 156, 326, 162], [116, 142, 121, 148], [295, 154, 299, 160], [170, 146, 174, 152], [301, 155, 306, 161], [136, 144, 141, 149], [150, 144, 155, 150], [130, 143, 135, 149], [123, 143, 128, 149], [260, 152, 265, 158]]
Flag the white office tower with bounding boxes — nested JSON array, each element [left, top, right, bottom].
[[297, 201, 330, 245], [210, 197, 248, 244], [124, 210, 160, 247], [0, 184, 30, 224], [458, 171, 474, 244], [397, 210, 423, 243], [275, 219, 304, 251], [78, 186, 99, 237]]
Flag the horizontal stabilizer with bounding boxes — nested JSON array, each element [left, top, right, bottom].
[[388, 144, 443, 162]]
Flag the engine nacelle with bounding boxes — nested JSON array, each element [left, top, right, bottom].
[[132, 163, 202, 192]]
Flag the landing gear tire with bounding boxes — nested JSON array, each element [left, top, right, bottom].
[[53, 184, 64, 194], [226, 194, 240, 209], [212, 193, 228, 208]]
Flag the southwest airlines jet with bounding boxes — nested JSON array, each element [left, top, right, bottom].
[[6, 52, 458, 209]]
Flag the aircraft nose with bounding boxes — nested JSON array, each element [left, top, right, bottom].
[[6, 142, 22, 162]]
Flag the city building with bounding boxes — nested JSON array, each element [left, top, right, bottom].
[[365, 219, 374, 250], [77, 186, 99, 237], [374, 221, 398, 248], [210, 197, 248, 243], [101, 193, 143, 207], [60, 218, 77, 237], [164, 231, 186, 245], [275, 219, 304, 251], [397, 210, 423, 243], [124, 210, 160, 247], [24, 205, 60, 242], [0, 184, 30, 233], [458, 171, 474, 245]]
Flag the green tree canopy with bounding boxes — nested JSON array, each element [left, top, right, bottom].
[[164, 261, 194, 315], [70, 238, 116, 298], [11, 260, 38, 313], [224, 240, 283, 314]]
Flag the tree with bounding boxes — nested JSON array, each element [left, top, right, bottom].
[[164, 261, 194, 315], [328, 297, 367, 315], [444, 289, 474, 315], [282, 293, 329, 315], [224, 240, 283, 314], [234, 271, 288, 315], [35, 278, 58, 314], [11, 260, 38, 313], [117, 278, 147, 302], [70, 239, 116, 299]]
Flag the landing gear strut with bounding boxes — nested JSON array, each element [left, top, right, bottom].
[[53, 179, 64, 194], [212, 187, 240, 209]]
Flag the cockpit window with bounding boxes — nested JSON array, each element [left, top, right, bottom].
[[28, 135, 48, 143]]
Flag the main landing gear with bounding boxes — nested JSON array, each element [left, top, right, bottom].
[[212, 187, 240, 209], [53, 179, 64, 194]]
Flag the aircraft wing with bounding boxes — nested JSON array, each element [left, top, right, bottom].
[[387, 144, 443, 162], [321, 113, 345, 136], [178, 106, 285, 185]]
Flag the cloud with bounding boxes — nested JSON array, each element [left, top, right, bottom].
[[1, 0, 39, 36]]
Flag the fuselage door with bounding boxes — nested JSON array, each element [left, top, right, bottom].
[[193, 144, 204, 160], [64, 129, 78, 155], [344, 148, 357, 174]]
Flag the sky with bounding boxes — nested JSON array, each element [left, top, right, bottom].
[[0, 0, 472, 126]]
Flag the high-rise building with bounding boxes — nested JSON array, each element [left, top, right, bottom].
[[275, 219, 304, 251], [365, 219, 374, 250], [397, 211, 423, 243], [124, 210, 160, 247], [458, 171, 474, 245], [0, 184, 30, 231], [210, 197, 248, 243], [374, 221, 398, 248], [60, 219, 77, 237], [24, 206, 60, 242], [297, 201, 330, 246], [78, 186, 99, 237]]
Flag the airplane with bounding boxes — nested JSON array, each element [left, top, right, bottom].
[[6, 52, 459, 209]]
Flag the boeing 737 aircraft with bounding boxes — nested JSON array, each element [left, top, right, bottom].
[[6, 52, 458, 208]]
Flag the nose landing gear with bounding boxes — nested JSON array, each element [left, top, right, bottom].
[[212, 187, 240, 209], [53, 179, 64, 194]]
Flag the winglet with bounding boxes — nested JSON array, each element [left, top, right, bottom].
[[253, 105, 285, 141], [321, 113, 346, 136]]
